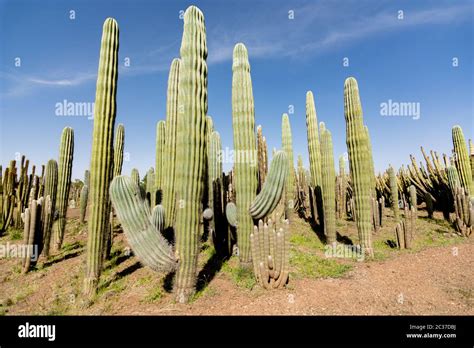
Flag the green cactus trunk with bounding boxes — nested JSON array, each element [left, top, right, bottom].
[[338, 155, 347, 219], [452, 126, 474, 197], [54, 127, 74, 251], [42, 159, 58, 257], [173, 5, 208, 302], [282, 113, 295, 215], [257, 125, 268, 192], [343, 77, 374, 257], [145, 168, 155, 207], [131, 168, 140, 186], [231, 42, 258, 265], [161, 58, 180, 229], [155, 120, 166, 204], [84, 17, 119, 297], [80, 185, 89, 223], [320, 123, 336, 244], [388, 166, 400, 221], [409, 185, 417, 213], [113, 124, 125, 178]]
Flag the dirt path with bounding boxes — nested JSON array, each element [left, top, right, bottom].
[[168, 242, 474, 315]]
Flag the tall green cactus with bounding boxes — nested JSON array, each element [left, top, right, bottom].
[[113, 123, 125, 178], [162, 58, 180, 229], [84, 17, 119, 297], [54, 127, 74, 251], [409, 185, 417, 213], [338, 155, 347, 219], [42, 159, 58, 257], [155, 120, 166, 204], [343, 77, 373, 257], [84, 169, 90, 188], [306, 91, 323, 224], [469, 139, 474, 181], [452, 126, 473, 197], [231, 42, 258, 265], [447, 165, 461, 194], [257, 125, 268, 191], [282, 113, 295, 212], [320, 123, 336, 244], [388, 166, 399, 221], [80, 185, 89, 223], [145, 168, 155, 207], [174, 5, 208, 302]]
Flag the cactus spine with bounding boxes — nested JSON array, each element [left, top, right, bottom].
[[155, 120, 166, 204], [231, 42, 258, 265], [84, 17, 119, 297], [174, 5, 208, 302], [162, 58, 180, 229], [113, 123, 125, 178], [320, 123, 336, 244], [281, 113, 295, 209], [54, 127, 74, 251], [42, 159, 58, 257], [452, 126, 473, 197], [343, 77, 373, 257]]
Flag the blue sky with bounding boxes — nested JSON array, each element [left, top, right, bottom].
[[1, 0, 473, 179]]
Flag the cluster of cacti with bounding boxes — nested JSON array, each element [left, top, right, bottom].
[[446, 165, 472, 237], [250, 218, 289, 289], [319, 123, 336, 244], [54, 127, 74, 251], [84, 17, 119, 297], [452, 126, 474, 197], [343, 77, 374, 257]]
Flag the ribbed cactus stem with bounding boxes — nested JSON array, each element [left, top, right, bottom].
[[343, 77, 373, 257], [113, 124, 125, 178], [257, 125, 268, 191], [364, 126, 376, 193], [282, 113, 295, 212], [409, 185, 417, 213], [80, 185, 89, 223], [162, 58, 180, 229], [447, 165, 461, 194], [131, 168, 140, 187], [452, 126, 473, 197], [174, 5, 208, 302], [469, 139, 474, 181], [155, 120, 166, 204], [388, 166, 400, 221], [232, 42, 257, 265], [249, 151, 289, 219], [338, 155, 347, 219], [145, 167, 155, 207], [84, 170, 90, 188], [84, 17, 119, 297], [320, 123, 336, 244], [42, 159, 58, 257], [54, 127, 74, 251]]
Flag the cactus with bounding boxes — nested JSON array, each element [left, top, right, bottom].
[[469, 139, 474, 181], [337, 155, 347, 219], [151, 204, 165, 233], [257, 125, 268, 192], [208, 131, 224, 246], [388, 166, 399, 221], [452, 126, 473, 197], [452, 187, 473, 237], [80, 185, 89, 223], [319, 123, 336, 244], [446, 165, 461, 194], [343, 77, 373, 257], [281, 113, 295, 213], [84, 17, 119, 297], [306, 91, 323, 224], [22, 198, 44, 273], [110, 176, 177, 271], [155, 120, 166, 204], [364, 126, 376, 193], [173, 5, 208, 302], [54, 127, 74, 251], [131, 168, 140, 187], [113, 124, 125, 178], [42, 159, 58, 257], [145, 168, 155, 207], [226, 202, 238, 228], [249, 151, 288, 220], [409, 185, 417, 215], [395, 206, 415, 249], [231, 42, 258, 265], [0, 161, 16, 234], [161, 58, 180, 230], [250, 218, 290, 289], [425, 192, 434, 218]]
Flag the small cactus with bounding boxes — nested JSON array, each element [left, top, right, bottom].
[[388, 166, 399, 221], [113, 124, 125, 178], [42, 159, 58, 257], [80, 185, 89, 223], [452, 126, 473, 197], [320, 123, 336, 244]]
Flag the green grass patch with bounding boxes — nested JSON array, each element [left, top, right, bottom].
[[290, 233, 324, 251], [222, 260, 256, 290], [143, 286, 164, 303], [9, 228, 22, 241], [290, 250, 352, 279]]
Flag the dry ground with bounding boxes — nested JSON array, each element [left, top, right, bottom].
[[0, 206, 472, 315]]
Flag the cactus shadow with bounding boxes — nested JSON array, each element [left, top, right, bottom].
[[385, 240, 398, 249], [336, 232, 354, 245], [195, 251, 227, 293], [42, 241, 84, 268]]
